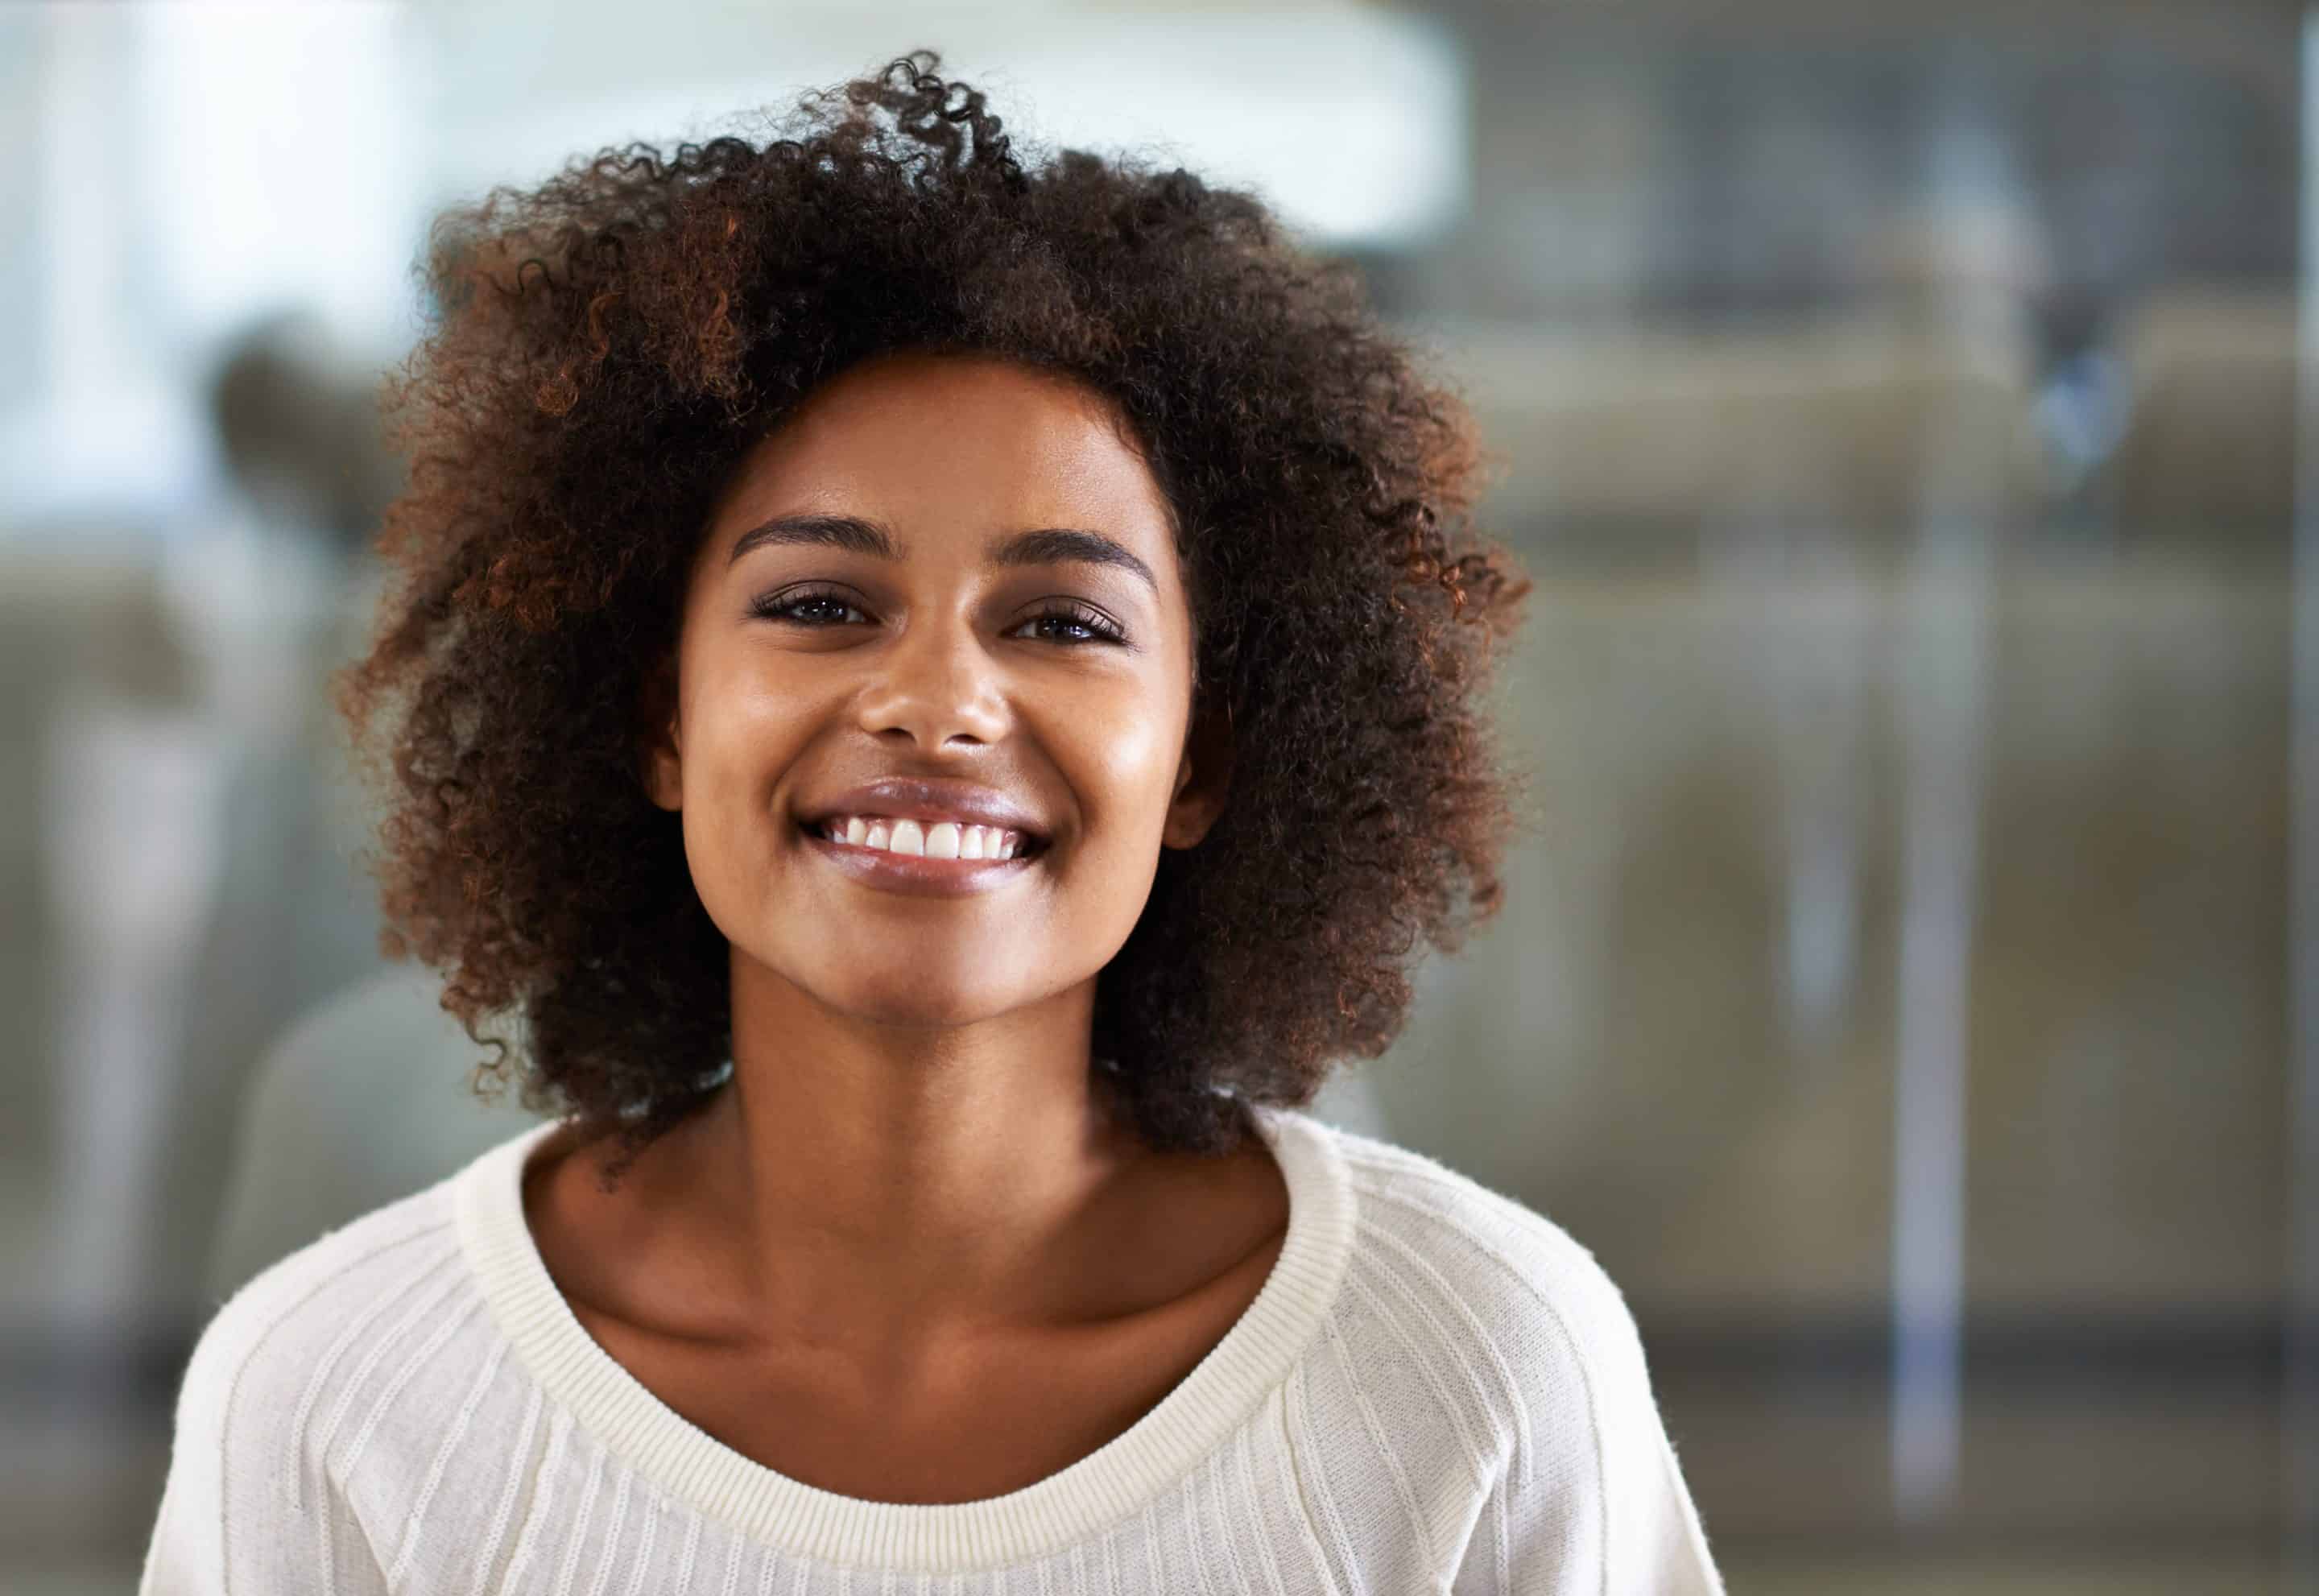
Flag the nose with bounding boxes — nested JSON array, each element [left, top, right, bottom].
[[852, 610, 1011, 750]]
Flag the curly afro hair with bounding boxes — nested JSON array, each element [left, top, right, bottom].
[[341, 51, 1531, 1175]]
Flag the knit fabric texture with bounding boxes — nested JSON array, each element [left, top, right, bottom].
[[138, 1103, 1723, 1594]]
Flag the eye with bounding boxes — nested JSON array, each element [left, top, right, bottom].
[[749, 584, 870, 627], [1009, 602, 1129, 647]]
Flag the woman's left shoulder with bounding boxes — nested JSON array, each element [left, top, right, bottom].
[[1321, 1121, 1659, 1392], [1306, 1118, 1726, 1594]]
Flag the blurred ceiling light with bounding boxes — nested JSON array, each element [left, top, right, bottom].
[[419, 3, 1469, 250]]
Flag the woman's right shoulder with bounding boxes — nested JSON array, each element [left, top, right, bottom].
[[173, 1177, 473, 1439], [143, 1170, 523, 1593]]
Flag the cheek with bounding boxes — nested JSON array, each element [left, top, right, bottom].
[[1051, 679, 1187, 846], [676, 651, 812, 844]]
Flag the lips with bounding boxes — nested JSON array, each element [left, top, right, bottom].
[[798, 775, 1051, 851], [798, 779, 1048, 899]]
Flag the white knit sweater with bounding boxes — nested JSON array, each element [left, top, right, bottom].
[[139, 1105, 1722, 1594]]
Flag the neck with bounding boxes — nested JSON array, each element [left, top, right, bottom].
[[601, 951, 1153, 1371]]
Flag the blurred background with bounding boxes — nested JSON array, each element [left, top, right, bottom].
[[1, 0, 2308, 1590]]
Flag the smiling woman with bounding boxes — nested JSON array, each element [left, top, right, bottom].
[[650, 353, 1226, 1036], [138, 52, 1722, 1596]]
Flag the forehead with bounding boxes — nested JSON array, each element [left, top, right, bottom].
[[711, 352, 1176, 545]]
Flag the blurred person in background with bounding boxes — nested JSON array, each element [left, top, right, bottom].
[[33, 312, 391, 1439], [136, 53, 1719, 1594]]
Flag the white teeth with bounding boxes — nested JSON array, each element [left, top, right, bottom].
[[821, 815, 1033, 859]]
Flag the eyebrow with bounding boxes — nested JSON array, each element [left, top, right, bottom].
[[726, 512, 1157, 595]]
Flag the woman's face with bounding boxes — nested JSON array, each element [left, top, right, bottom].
[[647, 351, 1224, 1028]]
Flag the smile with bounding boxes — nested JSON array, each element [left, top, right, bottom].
[[800, 816, 1044, 898], [813, 816, 1029, 859]]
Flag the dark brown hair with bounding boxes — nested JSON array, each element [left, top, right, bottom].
[[341, 51, 1530, 1171]]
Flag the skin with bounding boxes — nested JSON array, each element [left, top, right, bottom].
[[521, 351, 1291, 1503]]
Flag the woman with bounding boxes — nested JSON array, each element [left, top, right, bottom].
[[142, 54, 1722, 1594]]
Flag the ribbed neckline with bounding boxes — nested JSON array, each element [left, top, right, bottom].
[[452, 1101, 1357, 1573]]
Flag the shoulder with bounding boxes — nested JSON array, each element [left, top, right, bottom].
[[1300, 1118, 1722, 1594], [176, 1176, 469, 1436], [1304, 1117, 1674, 1499], [146, 1174, 481, 1592], [188, 1173, 468, 1382], [1321, 1119, 1654, 1388]]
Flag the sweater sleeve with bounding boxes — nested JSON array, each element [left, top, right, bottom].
[[137, 1292, 391, 1596], [1448, 1236, 1724, 1596]]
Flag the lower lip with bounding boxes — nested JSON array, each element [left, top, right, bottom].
[[802, 826, 1040, 898]]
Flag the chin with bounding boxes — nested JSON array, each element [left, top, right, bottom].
[[802, 962, 1036, 1031], [849, 990, 1008, 1031]]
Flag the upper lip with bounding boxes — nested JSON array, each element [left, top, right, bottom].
[[800, 777, 1051, 842]]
